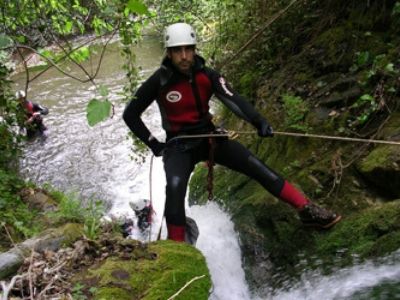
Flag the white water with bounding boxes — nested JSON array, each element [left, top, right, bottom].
[[270, 250, 400, 300]]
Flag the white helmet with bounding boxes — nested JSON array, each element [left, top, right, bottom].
[[164, 23, 197, 48], [129, 198, 150, 211], [15, 90, 26, 99]]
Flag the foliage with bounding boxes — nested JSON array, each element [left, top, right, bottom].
[[0, 49, 22, 170], [1, 0, 151, 126], [0, 169, 40, 248], [87, 85, 112, 127], [350, 94, 378, 126], [348, 50, 399, 128], [282, 94, 310, 131], [144, 0, 238, 59], [46, 190, 105, 239], [1, 0, 158, 162], [87, 98, 111, 127], [82, 199, 105, 240]]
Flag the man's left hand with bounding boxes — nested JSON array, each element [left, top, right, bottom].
[[257, 119, 274, 137]]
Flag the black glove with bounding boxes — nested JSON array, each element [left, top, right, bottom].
[[148, 138, 165, 157], [256, 118, 274, 137]]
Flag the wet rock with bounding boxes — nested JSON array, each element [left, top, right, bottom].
[[0, 223, 83, 279], [356, 145, 400, 198], [313, 75, 361, 107], [111, 269, 130, 280], [19, 187, 57, 212], [0, 252, 24, 280], [318, 86, 361, 107]]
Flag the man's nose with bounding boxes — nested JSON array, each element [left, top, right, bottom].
[[180, 48, 187, 59]]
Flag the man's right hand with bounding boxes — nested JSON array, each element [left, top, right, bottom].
[[149, 139, 165, 157]]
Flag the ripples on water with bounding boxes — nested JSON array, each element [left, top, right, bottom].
[[267, 249, 400, 300]]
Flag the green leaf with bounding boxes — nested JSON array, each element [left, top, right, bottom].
[[38, 49, 54, 59], [359, 94, 374, 102], [126, 0, 149, 15], [385, 63, 395, 73], [64, 21, 73, 34], [70, 47, 90, 63], [86, 98, 112, 126], [392, 2, 400, 15], [356, 51, 370, 66], [16, 36, 26, 43], [0, 34, 13, 49]]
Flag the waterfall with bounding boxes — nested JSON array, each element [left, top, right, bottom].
[[108, 153, 253, 300]]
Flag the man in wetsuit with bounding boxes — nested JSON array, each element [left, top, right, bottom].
[[123, 23, 341, 242], [16, 90, 49, 138]]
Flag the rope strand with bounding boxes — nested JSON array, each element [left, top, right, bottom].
[[166, 130, 400, 145], [238, 130, 400, 145], [148, 155, 154, 243]]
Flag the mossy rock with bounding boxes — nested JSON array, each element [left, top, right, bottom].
[[74, 240, 211, 300], [357, 112, 400, 199], [356, 145, 400, 198], [316, 200, 400, 261]]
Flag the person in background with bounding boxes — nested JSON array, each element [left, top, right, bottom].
[[123, 23, 341, 243], [129, 198, 154, 232], [15, 90, 48, 139]]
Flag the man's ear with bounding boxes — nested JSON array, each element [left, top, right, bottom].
[[166, 49, 171, 59]]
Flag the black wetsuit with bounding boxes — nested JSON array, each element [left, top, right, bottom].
[[123, 55, 286, 227]]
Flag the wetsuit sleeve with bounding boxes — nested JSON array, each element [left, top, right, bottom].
[[32, 103, 49, 115], [123, 71, 161, 147], [207, 68, 267, 127]]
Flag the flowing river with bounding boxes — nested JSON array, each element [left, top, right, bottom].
[[13, 36, 400, 299]]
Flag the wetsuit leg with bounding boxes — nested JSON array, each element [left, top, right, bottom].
[[163, 147, 197, 226], [213, 139, 284, 196], [213, 139, 309, 208]]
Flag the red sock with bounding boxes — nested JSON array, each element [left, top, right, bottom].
[[167, 223, 185, 242], [279, 181, 310, 209]]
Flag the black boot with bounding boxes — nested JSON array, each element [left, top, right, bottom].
[[298, 203, 341, 229]]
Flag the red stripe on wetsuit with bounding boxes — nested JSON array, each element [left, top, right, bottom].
[[25, 101, 34, 116]]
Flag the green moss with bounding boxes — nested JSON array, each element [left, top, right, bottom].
[[358, 145, 400, 172], [313, 24, 355, 67], [56, 223, 84, 246], [316, 201, 400, 259], [77, 240, 211, 300], [368, 231, 400, 257], [95, 287, 132, 300]]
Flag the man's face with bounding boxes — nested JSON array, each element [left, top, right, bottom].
[[167, 45, 195, 74], [18, 96, 26, 104]]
